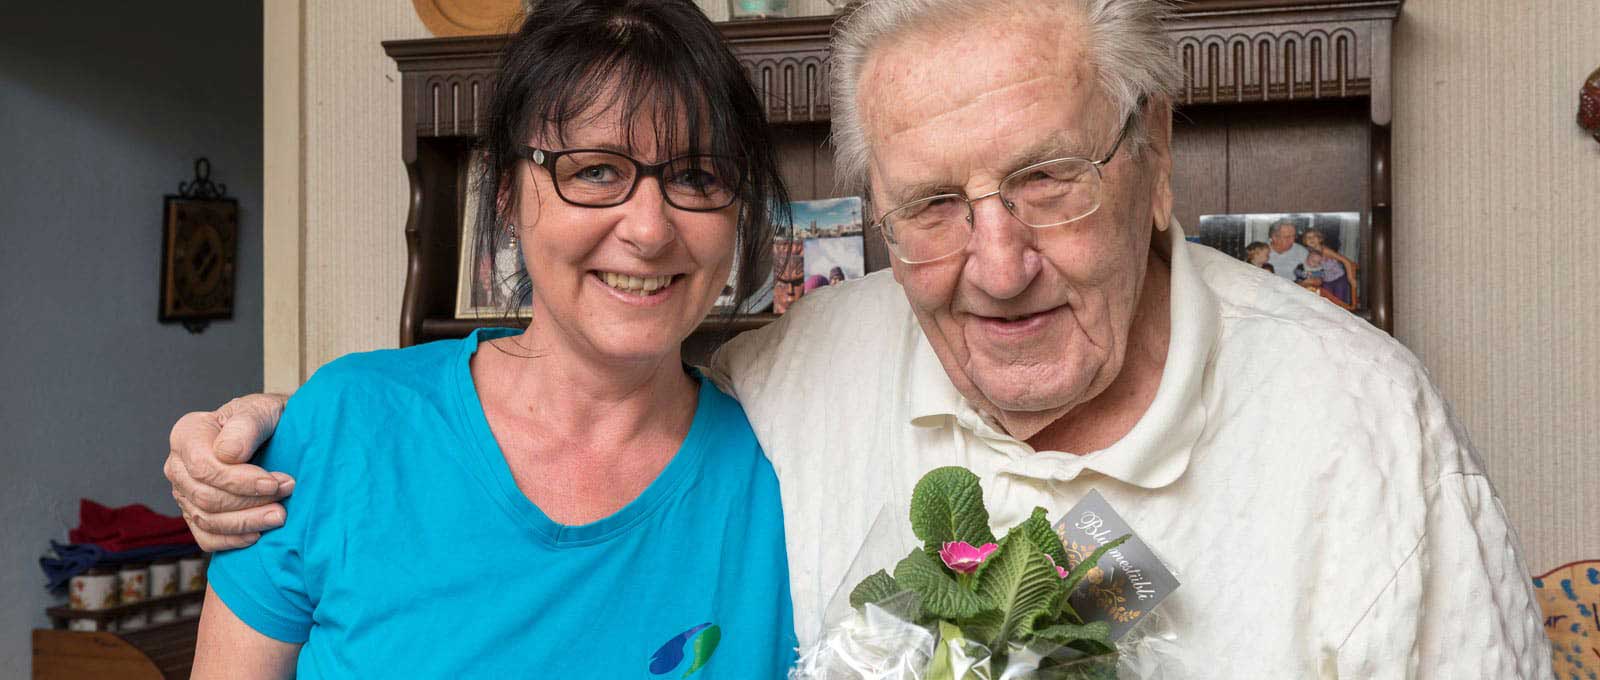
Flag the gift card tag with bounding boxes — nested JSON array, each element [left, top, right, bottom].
[[1052, 490, 1180, 641]]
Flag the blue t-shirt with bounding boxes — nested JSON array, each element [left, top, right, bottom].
[[208, 329, 796, 678]]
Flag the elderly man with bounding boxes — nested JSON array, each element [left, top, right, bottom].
[[1266, 218, 1309, 280], [165, 0, 1550, 676]]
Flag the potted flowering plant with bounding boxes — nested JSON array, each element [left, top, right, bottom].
[[804, 467, 1132, 679]]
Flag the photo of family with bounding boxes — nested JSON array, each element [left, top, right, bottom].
[[772, 197, 865, 314], [1195, 212, 1362, 311]]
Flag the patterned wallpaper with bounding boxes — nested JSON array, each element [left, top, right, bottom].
[[1391, 0, 1600, 573]]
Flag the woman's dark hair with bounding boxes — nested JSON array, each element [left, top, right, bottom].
[[473, 0, 788, 324]]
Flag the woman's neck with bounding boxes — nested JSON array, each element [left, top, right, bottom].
[[476, 322, 698, 454], [470, 321, 701, 525]]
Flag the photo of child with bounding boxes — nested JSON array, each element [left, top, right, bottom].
[[1245, 241, 1273, 273], [1302, 228, 1354, 308]]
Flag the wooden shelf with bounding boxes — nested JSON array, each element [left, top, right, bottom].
[[416, 314, 781, 345], [703, 313, 782, 334], [417, 316, 524, 340], [45, 591, 204, 627]]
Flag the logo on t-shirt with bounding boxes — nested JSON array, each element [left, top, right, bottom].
[[648, 622, 721, 677]]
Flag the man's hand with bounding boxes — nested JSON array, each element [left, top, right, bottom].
[[166, 394, 294, 551]]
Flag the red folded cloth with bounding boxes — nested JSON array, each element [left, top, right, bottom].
[[68, 499, 197, 552]]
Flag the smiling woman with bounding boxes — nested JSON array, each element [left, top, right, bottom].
[[186, 1, 797, 678]]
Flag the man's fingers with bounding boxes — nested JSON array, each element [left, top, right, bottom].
[[191, 459, 290, 501], [170, 410, 223, 468], [270, 471, 295, 496], [164, 394, 291, 554], [171, 492, 258, 552], [169, 455, 283, 513], [187, 503, 286, 537], [169, 408, 281, 498], [212, 394, 288, 464], [192, 528, 261, 553]]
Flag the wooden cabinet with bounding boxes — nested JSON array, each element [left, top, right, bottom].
[[382, 0, 1402, 357], [33, 622, 198, 680]]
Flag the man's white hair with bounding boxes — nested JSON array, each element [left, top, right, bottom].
[[830, 0, 1181, 192]]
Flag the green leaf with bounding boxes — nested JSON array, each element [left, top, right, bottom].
[[1057, 599, 1085, 625], [964, 538, 1063, 649], [926, 620, 965, 680], [1033, 621, 1112, 646], [1064, 637, 1118, 658], [682, 624, 721, 677], [1010, 507, 1070, 569], [894, 548, 987, 620], [848, 570, 903, 609], [1040, 646, 1119, 680], [909, 467, 996, 551], [1061, 534, 1130, 600]]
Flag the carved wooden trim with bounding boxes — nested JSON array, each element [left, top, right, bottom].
[[723, 15, 834, 123], [385, 36, 503, 146], [383, 2, 1402, 131], [1168, 1, 1399, 109], [1173, 26, 1368, 105], [415, 72, 494, 138], [740, 51, 831, 123]]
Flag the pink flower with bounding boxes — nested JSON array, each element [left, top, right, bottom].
[[939, 541, 999, 574], [1044, 554, 1069, 579]]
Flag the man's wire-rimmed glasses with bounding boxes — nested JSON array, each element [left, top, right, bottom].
[[875, 110, 1139, 264], [515, 146, 743, 212]]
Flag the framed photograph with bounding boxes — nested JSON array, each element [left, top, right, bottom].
[[713, 244, 775, 314], [454, 156, 531, 319], [773, 197, 864, 314], [159, 196, 239, 324], [1195, 211, 1363, 311]]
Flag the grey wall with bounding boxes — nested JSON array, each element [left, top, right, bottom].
[[0, 2, 263, 675]]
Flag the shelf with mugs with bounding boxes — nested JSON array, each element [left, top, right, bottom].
[[44, 589, 206, 632], [46, 555, 210, 633], [35, 556, 212, 679], [37, 590, 208, 680]]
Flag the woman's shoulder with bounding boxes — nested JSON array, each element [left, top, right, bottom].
[[693, 373, 758, 443], [296, 337, 468, 401], [264, 338, 477, 480], [278, 338, 473, 444], [689, 374, 776, 472]]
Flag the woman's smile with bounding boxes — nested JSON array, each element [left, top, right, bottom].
[[590, 270, 685, 306]]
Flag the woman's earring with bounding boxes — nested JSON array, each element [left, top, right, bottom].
[[507, 223, 518, 246]]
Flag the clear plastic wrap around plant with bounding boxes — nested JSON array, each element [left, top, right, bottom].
[[791, 479, 1190, 680], [793, 597, 1188, 679]]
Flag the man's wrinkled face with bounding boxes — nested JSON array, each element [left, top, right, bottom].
[[858, 11, 1172, 431], [1270, 223, 1296, 253]]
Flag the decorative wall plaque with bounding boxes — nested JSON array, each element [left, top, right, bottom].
[[160, 159, 238, 333]]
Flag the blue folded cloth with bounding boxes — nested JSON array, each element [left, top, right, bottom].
[[40, 541, 202, 595]]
